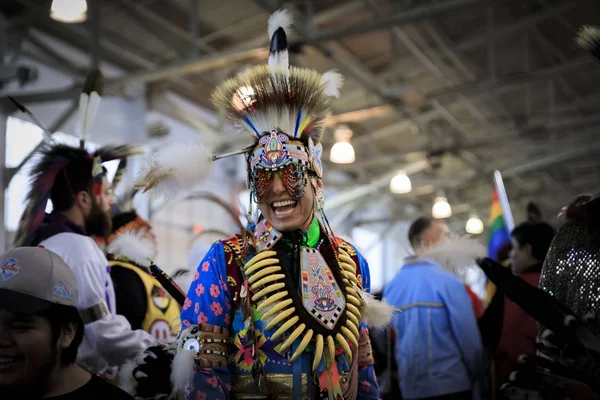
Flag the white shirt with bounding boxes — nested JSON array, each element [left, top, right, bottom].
[[40, 232, 157, 374]]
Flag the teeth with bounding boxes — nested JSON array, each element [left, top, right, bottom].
[[0, 357, 15, 363], [273, 200, 296, 208]]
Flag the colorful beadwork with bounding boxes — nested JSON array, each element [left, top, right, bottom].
[[308, 138, 323, 178], [258, 131, 290, 170], [251, 164, 308, 202], [300, 248, 346, 330], [254, 219, 280, 251]]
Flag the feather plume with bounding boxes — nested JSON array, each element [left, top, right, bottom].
[[8, 96, 51, 137], [107, 229, 154, 268], [171, 328, 198, 397], [268, 9, 291, 39], [77, 69, 104, 142], [94, 144, 143, 190], [359, 289, 397, 329], [112, 158, 128, 189], [320, 71, 344, 98], [576, 25, 600, 62], [267, 10, 291, 70], [94, 144, 143, 163], [135, 142, 212, 199], [419, 236, 486, 280], [117, 351, 147, 396], [13, 144, 91, 247], [212, 65, 330, 144]]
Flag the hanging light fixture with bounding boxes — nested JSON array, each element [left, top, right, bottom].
[[432, 196, 452, 219], [465, 215, 484, 235], [330, 125, 355, 164], [50, 0, 88, 23], [389, 171, 412, 194]]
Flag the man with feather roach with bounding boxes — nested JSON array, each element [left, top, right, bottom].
[[129, 9, 390, 400], [12, 71, 157, 378]]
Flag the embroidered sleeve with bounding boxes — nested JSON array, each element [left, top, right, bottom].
[[180, 242, 233, 399]]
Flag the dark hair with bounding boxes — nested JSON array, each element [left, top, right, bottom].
[[511, 221, 556, 262], [47, 149, 94, 213], [38, 304, 84, 365], [408, 216, 434, 249]]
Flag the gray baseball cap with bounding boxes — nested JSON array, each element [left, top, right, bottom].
[[0, 247, 79, 314]]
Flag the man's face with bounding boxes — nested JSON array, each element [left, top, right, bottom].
[[257, 172, 316, 232], [96, 176, 115, 214], [509, 238, 534, 274], [420, 220, 451, 250], [0, 309, 58, 389]]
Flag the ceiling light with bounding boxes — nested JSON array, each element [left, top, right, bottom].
[[330, 125, 355, 164], [50, 0, 88, 23], [390, 171, 412, 194], [465, 215, 484, 235], [432, 196, 452, 219]]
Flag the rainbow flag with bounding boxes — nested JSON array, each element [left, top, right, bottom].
[[488, 189, 511, 261]]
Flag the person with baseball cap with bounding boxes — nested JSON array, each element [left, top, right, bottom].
[[0, 246, 133, 399]]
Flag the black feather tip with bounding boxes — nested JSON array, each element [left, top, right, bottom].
[[81, 69, 104, 96], [269, 27, 288, 55]]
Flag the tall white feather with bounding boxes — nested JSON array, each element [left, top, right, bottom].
[[107, 230, 154, 268], [320, 71, 344, 98], [419, 236, 486, 281], [268, 50, 289, 70], [136, 142, 213, 199], [76, 93, 89, 138], [83, 92, 102, 136], [268, 9, 291, 39]]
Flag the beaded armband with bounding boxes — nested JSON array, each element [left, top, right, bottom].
[[177, 323, 230, 367]]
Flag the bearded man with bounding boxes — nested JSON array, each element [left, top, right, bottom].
[[14, 144, 156, 376]]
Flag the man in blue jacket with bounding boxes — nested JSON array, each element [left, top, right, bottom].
[[384, 217, 483, 400]]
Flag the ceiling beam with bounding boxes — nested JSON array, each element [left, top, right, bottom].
[[457, 1, 581, 51]]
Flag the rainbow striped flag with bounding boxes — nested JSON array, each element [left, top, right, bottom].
[[488, 189, 511, 261]]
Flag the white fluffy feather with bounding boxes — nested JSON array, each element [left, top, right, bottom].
[[320, 71, 344, 98], [107, 230, 154, 268], [117, 351, 148, 395], [268, 9, 291, 39], [359, 289, 397, 329], [419, 236, 486, 280], [136, 142, 212, 199], [171, 347, 196, 396]]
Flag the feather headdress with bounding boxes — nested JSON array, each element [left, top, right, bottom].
[[136, 9, 344, 198], [576, 25, 600, 62], [13, 144, 141, 247], [13, 144, 84, 247], [211, 8, 343, 144]]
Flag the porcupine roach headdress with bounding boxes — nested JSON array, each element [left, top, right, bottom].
[[135, 9, 343, 200], [13, 143, 141, 247], [13, 69, 142, 246], [576, 25, 600, 62]]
